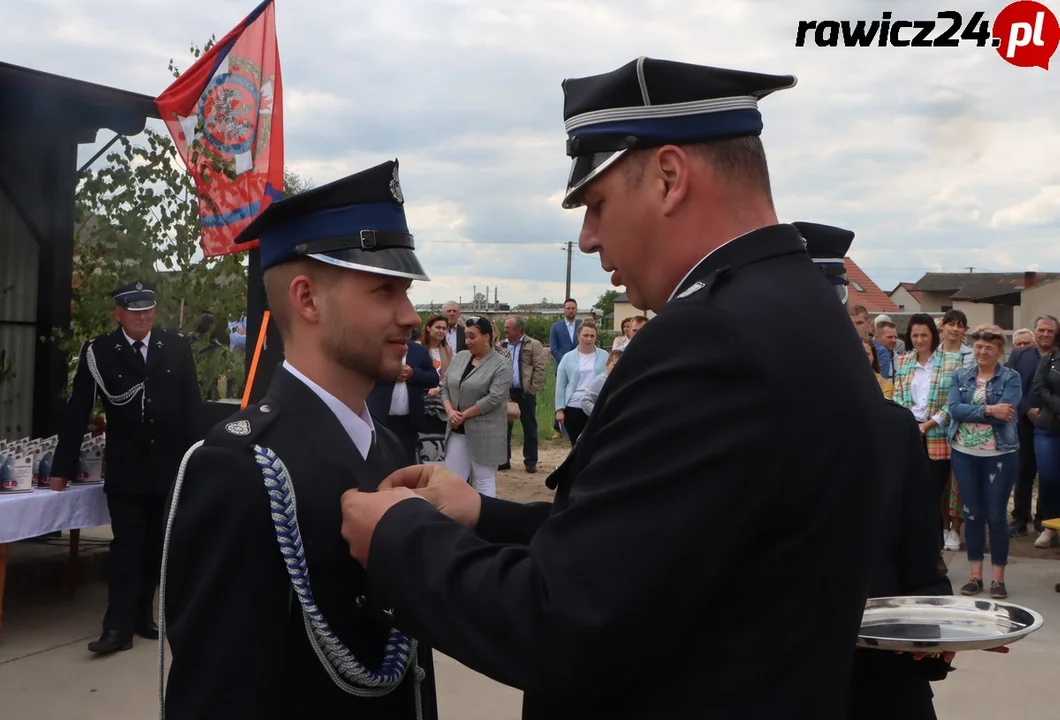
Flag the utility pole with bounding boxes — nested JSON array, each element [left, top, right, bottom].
[[564, 241, 573, 301]]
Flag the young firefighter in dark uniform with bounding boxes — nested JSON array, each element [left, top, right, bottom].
[[340, 59, 888, 718], [50, 281, 201, 654], [793, 221, 953, 720], [160, 160, 438, 720]]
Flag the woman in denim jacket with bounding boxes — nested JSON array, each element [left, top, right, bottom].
[[947, 324, 1023, 599]]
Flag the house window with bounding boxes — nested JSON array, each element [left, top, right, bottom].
[[850, 281, 865, 292], [993, 304, 1014, 330], [898, 304, 905, 310]]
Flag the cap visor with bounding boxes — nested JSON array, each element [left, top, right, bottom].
[[561, 150, 626, 209], [310, 247, 430, 281], [122, 300, 156, 311]]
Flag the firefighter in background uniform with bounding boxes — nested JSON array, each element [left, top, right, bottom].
[[794, 221, 954, 720], [51, 281, 201, 654]]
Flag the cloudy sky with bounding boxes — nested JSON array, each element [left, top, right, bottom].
[[4, 0, 1058, 308]]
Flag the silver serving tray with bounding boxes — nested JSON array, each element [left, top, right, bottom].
[[858, 596, 1044, 652]]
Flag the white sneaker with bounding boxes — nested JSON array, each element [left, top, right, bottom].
[[1034, 529, 1056, 548], [944, 529, 961, 552]]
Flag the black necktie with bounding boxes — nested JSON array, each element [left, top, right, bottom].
[[132, 340, 146, 368]]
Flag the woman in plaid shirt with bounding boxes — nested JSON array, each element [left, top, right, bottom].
[[893, 314, 963, 545]]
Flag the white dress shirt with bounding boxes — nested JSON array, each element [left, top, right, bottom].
[[389, 353, 410, 416], [446, 325, 459, 353], [909, 354, 947, 426], [508, 338, 524, 388], [282, 360, 376, 460], [565, 319, 576, 344], [123, 329, 151, 361]]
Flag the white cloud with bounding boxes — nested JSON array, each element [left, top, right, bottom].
[[991, 186, 1060, 229], [4, 0, 1056, 308]]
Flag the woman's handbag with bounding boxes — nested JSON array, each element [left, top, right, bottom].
[[506, 401, 521, 422]]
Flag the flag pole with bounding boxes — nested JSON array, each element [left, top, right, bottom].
[[241, 310, 270, 409]]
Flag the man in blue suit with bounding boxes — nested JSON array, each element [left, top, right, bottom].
[[367, 339, 439, 463], [548, 299, 580, 436]]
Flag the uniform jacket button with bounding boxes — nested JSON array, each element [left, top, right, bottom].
[[355, 595, 367, 608]]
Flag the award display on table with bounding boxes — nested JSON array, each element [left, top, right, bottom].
[[74, 436, 105, 485], [0, 436, 37, 493], [0, 433, 100, 492]]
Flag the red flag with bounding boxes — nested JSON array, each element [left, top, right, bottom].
[[155, 0, 284, 257]]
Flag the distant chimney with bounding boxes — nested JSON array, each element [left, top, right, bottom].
[[1024, 271, 1037, 289]]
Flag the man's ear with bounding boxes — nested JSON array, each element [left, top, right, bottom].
[[288, 274, 323, 326], [654, 145, 691, 215]]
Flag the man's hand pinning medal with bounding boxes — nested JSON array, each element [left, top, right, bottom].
[[341, 464, 482, 567]]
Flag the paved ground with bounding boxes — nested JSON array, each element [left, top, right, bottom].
[[1, 532, 1058, 717]]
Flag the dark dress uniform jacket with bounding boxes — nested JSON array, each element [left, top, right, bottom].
[[163, 367, 438, 720], [366, 225, 887, 719], [53, 327, 201, 494], [848, 400, 953, 720]]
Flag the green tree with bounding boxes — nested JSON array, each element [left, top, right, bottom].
[[594, 289, 620, 325]]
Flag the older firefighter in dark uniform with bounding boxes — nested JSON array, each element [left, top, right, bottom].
[[160, 160, 438, 720], [794, 222, 953, 720], [340, 59, 888, 718], [50, 281, 201, 654]]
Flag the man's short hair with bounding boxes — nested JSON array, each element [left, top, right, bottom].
[[875, 320, 897, 331], [849, 305, 869, 318], [624, 136, 773, 207], [564, 298, 577, 306], [506, 315, 526, 331], [874, 314, 892, 326], [442, 300, 460, 311], [607, 349, 624, 364], [263, 259, 342, 342], [1013, 328, 1033, 338], [1034, 314, 1059, 329], [630, 315, 649, 325]]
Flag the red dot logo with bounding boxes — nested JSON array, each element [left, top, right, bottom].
[[994, 1, 1060, 69]]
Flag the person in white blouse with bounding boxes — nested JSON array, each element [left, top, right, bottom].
[[893, 313, 962, 550], [555, 322, 610, 445], [612, 318, 632, 351]]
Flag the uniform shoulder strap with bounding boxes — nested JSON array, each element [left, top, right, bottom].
[[203, 397, 283, 454]]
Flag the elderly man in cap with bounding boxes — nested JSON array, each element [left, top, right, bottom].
[[50, 281, 201, 654], [794, 222, 954, 720], [341, 58, 886, 718], [161, 160, 438, 720]]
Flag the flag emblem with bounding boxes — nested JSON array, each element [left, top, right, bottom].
[[155, 0, 284, 257]]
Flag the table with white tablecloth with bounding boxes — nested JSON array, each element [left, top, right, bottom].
[[0, 485, 111, 633]]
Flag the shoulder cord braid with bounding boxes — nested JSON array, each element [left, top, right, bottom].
[[158, 442, 425, 720], [85, 341, 146, 413]]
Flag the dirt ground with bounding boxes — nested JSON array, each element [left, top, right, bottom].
[[496, 439, 569, 503]]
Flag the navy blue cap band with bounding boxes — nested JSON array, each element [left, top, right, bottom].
[[259, 202, 411, 271], [566, 109, 764, 157]]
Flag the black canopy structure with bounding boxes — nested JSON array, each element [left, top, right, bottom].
[[0, 61, 159, 439]]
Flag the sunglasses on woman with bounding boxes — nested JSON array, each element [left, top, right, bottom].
[[971, 331, 1003, 342]]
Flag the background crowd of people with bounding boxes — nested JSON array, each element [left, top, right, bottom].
[[853, 307, 1060, 599], [362, 299, 650, 498]]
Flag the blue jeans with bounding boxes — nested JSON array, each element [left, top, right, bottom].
[[1034, 427, 1060, 522], [951, 449, 1018, 566]]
